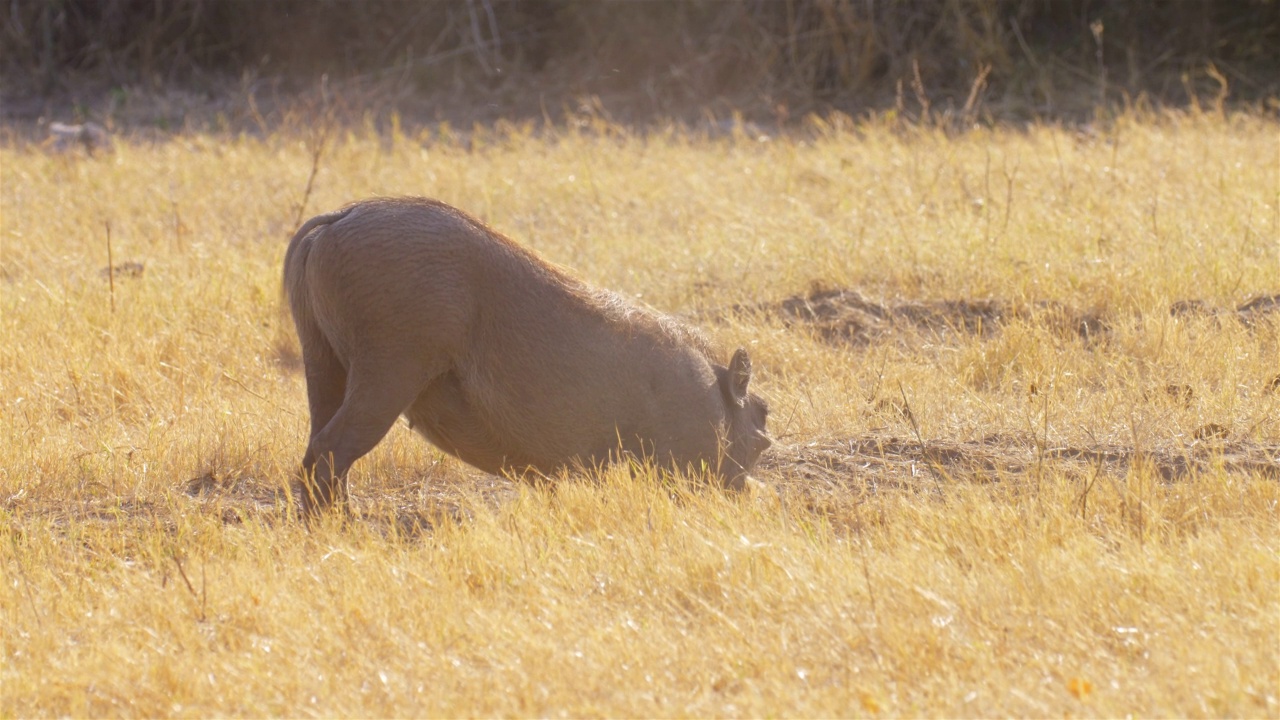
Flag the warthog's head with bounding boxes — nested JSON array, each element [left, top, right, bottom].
[[716, 348, 771, 488]]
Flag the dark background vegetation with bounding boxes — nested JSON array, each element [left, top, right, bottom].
[[3, 0, 1279, 132]]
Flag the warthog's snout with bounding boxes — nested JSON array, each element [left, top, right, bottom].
[[284, 197, 770, 513]]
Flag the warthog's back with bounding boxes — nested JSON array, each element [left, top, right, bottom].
[[284, 197, 770, 511]]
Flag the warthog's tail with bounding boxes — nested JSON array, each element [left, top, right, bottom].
[[281, 208, 357, 341], [282, 208, 355, 306]]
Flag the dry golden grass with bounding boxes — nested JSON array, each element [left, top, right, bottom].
[[2, 109, 1278, 717]]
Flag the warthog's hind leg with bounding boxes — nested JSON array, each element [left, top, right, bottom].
[[300, 338, 346, 469], [297, 318, 348, 515]]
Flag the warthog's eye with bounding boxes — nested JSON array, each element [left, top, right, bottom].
[[756, 399, 770, 424]]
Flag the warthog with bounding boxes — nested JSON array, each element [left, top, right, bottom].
[[284, 197, 770, 512]]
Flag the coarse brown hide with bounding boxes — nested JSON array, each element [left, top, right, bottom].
[[283, 197, 770, 513]]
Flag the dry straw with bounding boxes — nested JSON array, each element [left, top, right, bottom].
[[1, 107, 1277, 716]]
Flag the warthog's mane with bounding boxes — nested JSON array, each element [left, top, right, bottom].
[[583, 285, 721, 363]]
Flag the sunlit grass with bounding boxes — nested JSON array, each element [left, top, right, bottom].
[[2, 109, 1278, 717]]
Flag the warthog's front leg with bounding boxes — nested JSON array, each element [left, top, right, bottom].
[[301, 384, 404, 514], [300, 359, 440, 516]]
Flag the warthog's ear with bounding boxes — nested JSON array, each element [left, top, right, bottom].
[[722, 347, 752, 407]]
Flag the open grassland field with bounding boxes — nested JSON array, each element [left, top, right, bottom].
[[2, 111, 1279, 717]]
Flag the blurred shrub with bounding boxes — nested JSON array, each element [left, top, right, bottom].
[[3, 0, 1277, 119]]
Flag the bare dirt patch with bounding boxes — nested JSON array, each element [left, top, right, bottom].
[[735, 286, 1279, 347], [733, 285, 1098, 345], [772, 288, 1009, 344], [3, 461, 516, 542], [762, 433, 1280, 497], [177, 463, 518, 537], [1173, 293, 1280, 327]]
